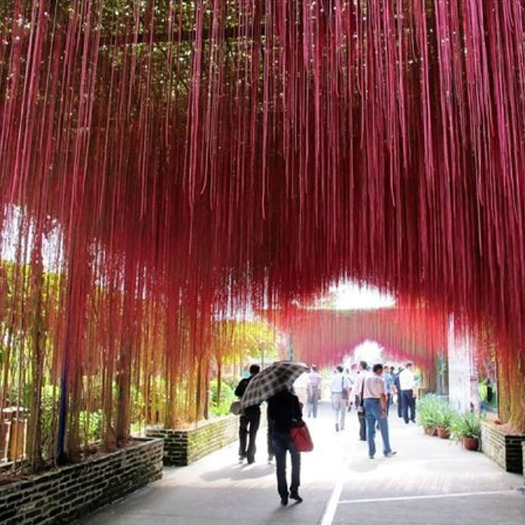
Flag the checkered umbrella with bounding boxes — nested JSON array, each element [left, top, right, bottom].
[[240, 361, 308, 408]]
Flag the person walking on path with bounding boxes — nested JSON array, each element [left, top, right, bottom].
[[352, 361, 369, 441], [306, 365, 322, 418], [399, 362, 417, 424], [393, 366, 403, 418], [383, 365, 395, 415], [267, 388, 304, 506], [330, 366, 351, 431], [363, 363, 396, 459], [234, 364, 261, 463]]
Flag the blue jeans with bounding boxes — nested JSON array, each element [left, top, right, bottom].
[[364, 399, 393, 457], [307, 386, 320, 417], [271, 431, 301, 499]]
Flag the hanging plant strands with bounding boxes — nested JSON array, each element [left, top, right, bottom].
[[1, 0, 525, 468]]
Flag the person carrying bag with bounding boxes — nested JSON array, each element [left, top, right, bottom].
[[267, 388, 305, 506]]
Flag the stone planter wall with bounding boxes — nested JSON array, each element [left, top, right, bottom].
[[0, 437, 163, 525], [147, 415, 239, 466], [481, 421, 525, 474]]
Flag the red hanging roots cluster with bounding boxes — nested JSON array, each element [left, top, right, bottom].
[[1, 0, 525, 460]]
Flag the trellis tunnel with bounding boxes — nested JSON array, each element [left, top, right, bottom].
[[0, 0, 524, 476]]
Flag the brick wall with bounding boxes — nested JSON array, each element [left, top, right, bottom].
[[0, 437, 163, 525], [481, 422, 525, 474], [147, 415, 239, 466]]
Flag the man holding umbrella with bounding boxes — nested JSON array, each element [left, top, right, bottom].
[[240, 361, 308, 505], [235, 364, 261, 464]]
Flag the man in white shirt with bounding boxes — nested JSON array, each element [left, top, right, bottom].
[[363, 363, 396, 459], [330, 366, 352, 432], [351, 361, 369, 441], [399, 362, 416, 424], [307, 365, 323, 418]]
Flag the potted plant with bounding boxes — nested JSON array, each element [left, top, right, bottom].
[[450, 411, 481, 450], [434, 402, 456, 439], [417, 394, 442, 436]]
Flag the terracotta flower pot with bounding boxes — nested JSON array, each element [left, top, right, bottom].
[[423, 426, 437, 436], [436, 427, 450, 439], [462, 437, 479, 451]]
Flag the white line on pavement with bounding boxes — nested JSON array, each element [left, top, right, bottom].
[[338, 489, 515, 505], [319, 466, 346, 525]]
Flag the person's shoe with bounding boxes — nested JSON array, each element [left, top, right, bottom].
[[238, 455, 245, 464], [267, 454, 274, 464], [280, 495, 288, 506], [290, 492, 303, 503], [247, 458, 255, 464], [384, 451, 397, 458], [335, 423, 339, 432], [369, 454, 374, 459]]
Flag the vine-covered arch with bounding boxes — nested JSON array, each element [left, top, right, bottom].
[[1, 0, 525, 469]]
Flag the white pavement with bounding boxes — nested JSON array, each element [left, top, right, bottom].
[[79, 401, 525, 525]]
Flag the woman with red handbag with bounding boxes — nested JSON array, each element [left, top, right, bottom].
[[267, 388, 304, 506]]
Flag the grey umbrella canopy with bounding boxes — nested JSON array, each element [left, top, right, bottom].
[[240, 361, 308, 408]]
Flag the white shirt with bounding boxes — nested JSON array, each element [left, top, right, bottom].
[[399, 368, 416, 390], [351, 370, 370, 400], [330, 372, 351, 394], [363, 374, 386, 399]]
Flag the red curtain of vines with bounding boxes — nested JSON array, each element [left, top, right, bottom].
[[1, 0, 525, 464]]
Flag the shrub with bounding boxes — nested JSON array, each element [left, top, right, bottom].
[[434, 403, 457, 429], [450, 411, 482, 440], [417, 394, 443, 428], [209, 379, 235, 417]]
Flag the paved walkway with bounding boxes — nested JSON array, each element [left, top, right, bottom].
[[80, 401, 525, 525]]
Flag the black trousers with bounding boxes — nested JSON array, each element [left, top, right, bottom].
[[272, 431, 300, 499], [401, 390, 416, 423], [239, 410, 261, 461], [358, 409, 366, 440]]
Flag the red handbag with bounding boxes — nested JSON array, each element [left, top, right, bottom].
[[290, 422, 314, 452]]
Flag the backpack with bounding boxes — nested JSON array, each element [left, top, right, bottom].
[[234, 377, 251, 398]]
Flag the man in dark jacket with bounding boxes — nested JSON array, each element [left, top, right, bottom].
[[235, 364, 261, 464], [268, 388, 303, 505]]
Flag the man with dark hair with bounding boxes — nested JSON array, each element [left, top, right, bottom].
[[268, 387, 304, 505], [363, 363, 396, 459], [235, 364, 261, 463], [352, 361, 369, 441]]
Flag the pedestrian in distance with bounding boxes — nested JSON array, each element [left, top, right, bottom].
[[399, 362, 417, 424], [363, 363, 396, 459], [267, 387, 304, 506], [383, 365, 395, 415], [394, 366, 403, 418], [330, 365, 351, 431], [306, 365, 322, 418], [352, 361, 369, 441], [234, 364, 261, 464]]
